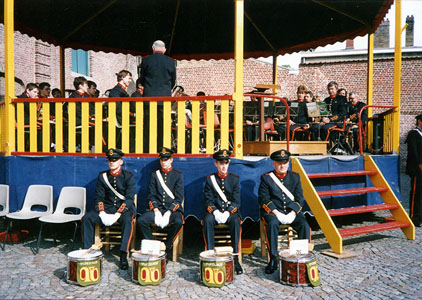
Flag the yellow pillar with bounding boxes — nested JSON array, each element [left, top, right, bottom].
[[392, 0, 402, 154], [233, 0, 244, 158], [4, 0, 16, 155], [367, 31, 374, 117]]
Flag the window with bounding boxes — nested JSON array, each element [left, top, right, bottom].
[[72, 49, 89, 76]]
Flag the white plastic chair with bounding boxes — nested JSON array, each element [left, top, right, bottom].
[[0, 184, 9, 217], [2, 185, 53, 251], [0, 185, 9, 251], [35, 186, 86, 253]]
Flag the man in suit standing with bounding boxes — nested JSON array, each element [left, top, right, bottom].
[[140, 40, 176, 151], [259, 149, 310, 274], [406, 114, 422, 227]]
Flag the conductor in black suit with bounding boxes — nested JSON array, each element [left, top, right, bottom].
[[140, 40, 176, 151], [259, 149, 310, 274]]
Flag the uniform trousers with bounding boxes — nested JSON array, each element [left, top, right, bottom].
[[264, 213, 310, 258], [409, 172, 422, 225], [82, 210, 134, 253], [202, 213, 241, 253], [137, 210, 183, 251]]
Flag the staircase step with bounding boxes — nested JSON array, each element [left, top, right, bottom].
[[328, 203, 400, 217], [339, 221, 411, 237], [308, 170, 378, 179], [318, 187, 388, 197]]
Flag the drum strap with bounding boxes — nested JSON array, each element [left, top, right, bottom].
[[269, 172, 294, 201], [156, 170, 175, 199], [102, 173, 126, 200], [210, 175, 228, 203]]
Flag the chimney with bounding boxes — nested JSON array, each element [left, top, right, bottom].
[[374, 18, 390, 48], [345, 39, 354, 49], [406, 15, 414, 47]]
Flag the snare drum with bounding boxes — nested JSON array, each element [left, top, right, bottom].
[[67, 249, 103, 286], [199, 250, 234, 288], [132, 251, 166, 286], [279, 252, 320, 287]]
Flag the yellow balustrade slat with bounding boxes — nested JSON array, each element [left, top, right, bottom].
[[220, 99, 229, 150], [0, 104, 4, 153], [177, 101, 185, 154], [81, 102, 89, 153], [121, 101, 129, 153], [68, 102, 76, 153], [149, 101, 157, 153], [135, 102, 143, 154], [29, 102, 37, 152], [55, 102, 63, 153], [191, 100, 200, 154], [108, 102, 116, 149], [163, 100, 172, 149], [16, 102, 24, 152], [42, 103, 50, 152], [206, 100, 214, 154], [94, 102, 102, 154]]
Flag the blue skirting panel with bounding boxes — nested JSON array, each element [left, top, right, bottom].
[[0, 155, 401, 221]]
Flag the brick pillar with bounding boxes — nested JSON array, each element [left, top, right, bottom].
[[374, 19, 390, 48], [345, 39, 354, 49], [35, 41, 51, 83], [406, 15, 414, 47]]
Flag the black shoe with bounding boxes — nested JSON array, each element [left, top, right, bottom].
[[235, 262, 243, 275], [265, 258, 277, 274], [120, 252, 128, 270]]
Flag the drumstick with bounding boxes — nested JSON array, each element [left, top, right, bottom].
[[81, 241, 103, 257], [130, 249, 163, 258]]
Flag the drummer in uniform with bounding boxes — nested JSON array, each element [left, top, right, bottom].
[[259, 149, 310, 274], [202, 149, 243, 275], [137, 147, 184, 261], [82, 148, 136, 270]]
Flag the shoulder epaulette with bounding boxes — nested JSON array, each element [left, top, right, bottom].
[[229, 173, 239, 178], [174, 169, 182, 174], [123, 169, 133, 175], [264, 171, 272, 176]]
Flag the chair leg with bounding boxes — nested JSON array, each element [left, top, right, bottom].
[[1, 218, 10, 251], [71, 222, 78, 250], [259, 221, 266, 257], [34, 223, 44, 255], [177, 227, 183, 255]]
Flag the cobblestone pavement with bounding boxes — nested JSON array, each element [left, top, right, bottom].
[[1, 175, 421, 300]]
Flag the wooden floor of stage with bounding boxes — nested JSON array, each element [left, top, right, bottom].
[[243, 141, 329, 156]]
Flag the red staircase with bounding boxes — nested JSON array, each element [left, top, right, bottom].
[[291, 156, 415, 254]]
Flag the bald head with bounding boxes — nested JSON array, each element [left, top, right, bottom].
[[152, 40, 166, 53]]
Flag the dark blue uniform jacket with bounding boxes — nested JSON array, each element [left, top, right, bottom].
[[204, 173, 240, 215]]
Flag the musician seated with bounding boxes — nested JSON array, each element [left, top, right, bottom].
[[244, 96, 259, 141], [259, 150, 310, 274], [288, 85, 311, 140], [202, 150, 243, 274], [137, 147, 184, 262], [81, 149, 136, 270], [310, 81, 347, 141], [347, 92, 368, 152]]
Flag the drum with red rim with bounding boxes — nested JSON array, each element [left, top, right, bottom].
[[199, 250, 234, 288], [279, 252, 318, 286], [132, 251, 166, 286], [67, 249, 103, 286]]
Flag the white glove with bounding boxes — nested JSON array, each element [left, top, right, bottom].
[[213, 210, 223, 224], [162, 211, 171, 228], [285, 211, 296, 224], [275, 212, 289, 225], [109, 212, 121, 226], [154, 210, 164, 228], [221, 211, 230, 223], [99, 211, 113, 226]]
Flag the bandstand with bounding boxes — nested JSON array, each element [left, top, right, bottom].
[[0, 0, 414, 254]]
